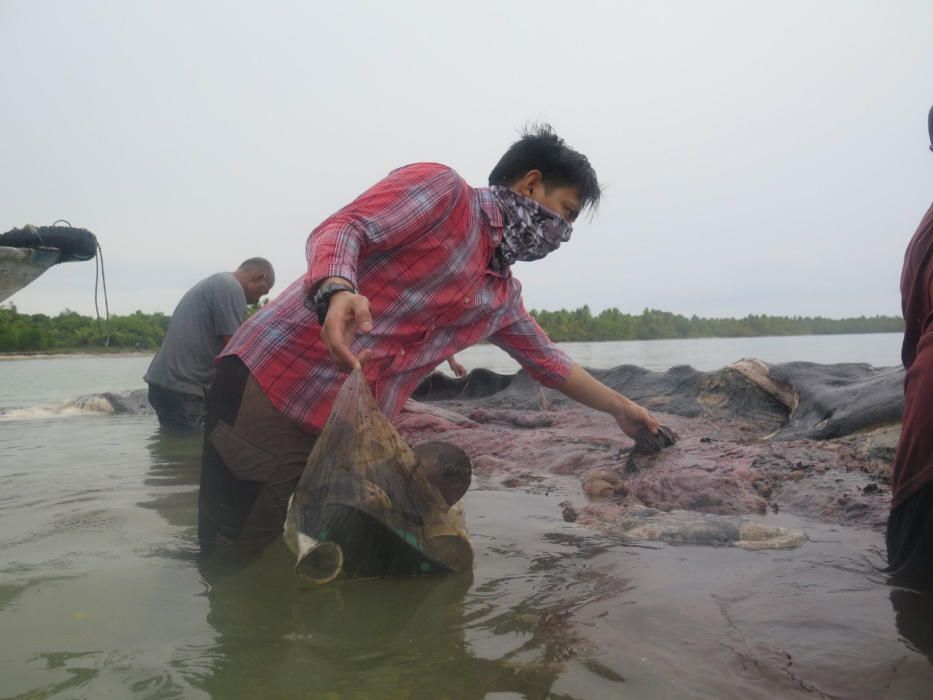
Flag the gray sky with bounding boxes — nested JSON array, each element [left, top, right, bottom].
[[2, 0, 932, 319]]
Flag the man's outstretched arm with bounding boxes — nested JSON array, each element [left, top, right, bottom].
[[557, 363, 660, 441], [489, 308, 662, 442]]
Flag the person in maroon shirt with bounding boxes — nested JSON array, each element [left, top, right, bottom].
[[886, 106, 933, 586], [199, 126, 670, 554]]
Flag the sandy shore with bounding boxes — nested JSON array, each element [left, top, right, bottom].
[[0, 350, 154, 361]]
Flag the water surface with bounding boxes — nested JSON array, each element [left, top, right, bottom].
[[453, 332, 902, 374], [1, 335, 930, 699]]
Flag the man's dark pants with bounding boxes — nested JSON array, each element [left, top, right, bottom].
[[148, 383, 204, 431], [887, 334, 933, 587], [198, 356, 318, 553]]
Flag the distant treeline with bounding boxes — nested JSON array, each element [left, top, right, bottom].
[[0, 306, 168, 352], [0, 304, 904, 353], [530, 306, 903, 342]]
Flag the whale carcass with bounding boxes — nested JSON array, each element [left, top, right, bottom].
[[401, 359, 904, 548]]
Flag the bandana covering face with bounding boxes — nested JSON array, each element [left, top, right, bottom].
[[490, 186, 573, 266]]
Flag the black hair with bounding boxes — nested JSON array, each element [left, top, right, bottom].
[[488, 123, 601, 212], [238, 257, 274, 279]]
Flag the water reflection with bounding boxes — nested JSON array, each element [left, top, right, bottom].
[[141, 428, 202, 533], [138, 429, 604, 697], [194, 543, 606, 698], [132, 424, 933, 699], [890, 586, 933, 665]]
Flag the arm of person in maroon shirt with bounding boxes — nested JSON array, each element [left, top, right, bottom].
[[306, 164, 462, 371], [446, 355, 468, 378]]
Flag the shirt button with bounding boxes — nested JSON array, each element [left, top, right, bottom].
[[400, 349, 406, 356], [463, 296, 470, 304]]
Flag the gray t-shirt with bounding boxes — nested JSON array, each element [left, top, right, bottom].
[[145, 272, 246, 397]]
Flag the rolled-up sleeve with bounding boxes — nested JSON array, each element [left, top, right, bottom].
[[305, 221, 363, 293], [305, 163, 462, 295], [489, 304, 573, 388]]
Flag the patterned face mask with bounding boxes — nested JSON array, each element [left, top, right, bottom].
[[491, 186, 573, 266]]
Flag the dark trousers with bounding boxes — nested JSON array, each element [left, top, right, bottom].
[[198, 356, 318, 554], [887, 333, 933, 587], [148, 383, 204, 431], [886, 480, 933, 587]]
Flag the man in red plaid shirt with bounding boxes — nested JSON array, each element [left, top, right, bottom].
[[199, 125, 663, 553]]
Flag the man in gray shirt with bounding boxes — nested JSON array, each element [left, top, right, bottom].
[[145, 258, 275, 430]]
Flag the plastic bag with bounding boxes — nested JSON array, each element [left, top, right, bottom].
[[283, 368, 473, 583]]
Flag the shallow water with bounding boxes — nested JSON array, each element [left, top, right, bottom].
[[2, 337, 931, 698]]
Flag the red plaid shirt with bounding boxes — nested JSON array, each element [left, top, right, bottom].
[[222, 162, 573, 432]]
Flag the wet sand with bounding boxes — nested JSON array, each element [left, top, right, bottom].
[[0, 350, 153, 361]]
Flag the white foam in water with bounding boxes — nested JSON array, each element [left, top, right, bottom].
[[0, 395, 115, 421]]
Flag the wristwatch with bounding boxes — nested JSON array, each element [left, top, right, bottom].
[[311, 282, 356, 325]]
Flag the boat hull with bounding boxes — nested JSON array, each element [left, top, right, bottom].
[[0, 246, 63, 302]]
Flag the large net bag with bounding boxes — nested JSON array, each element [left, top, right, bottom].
[[284, 368, 473, 583]]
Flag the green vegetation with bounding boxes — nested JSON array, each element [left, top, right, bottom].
[[0, 304, 903, 354], [0, 305, 168, 353], [530, 306, 903, 342]]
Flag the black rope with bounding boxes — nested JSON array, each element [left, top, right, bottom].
[[93, 240, 111, 347], [49, 219, 111, 346]]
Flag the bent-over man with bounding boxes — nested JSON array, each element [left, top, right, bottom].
[[198, 125, 663, 553], [145, 258, 274, 431]]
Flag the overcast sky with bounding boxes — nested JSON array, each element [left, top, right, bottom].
[[2, 0, 932, 319]]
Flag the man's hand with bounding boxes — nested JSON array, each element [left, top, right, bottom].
[[447, 356, 467, 378], [614, 400, 662, 442], [558, 363, 674, 449], [320, 290, 373, 371]]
